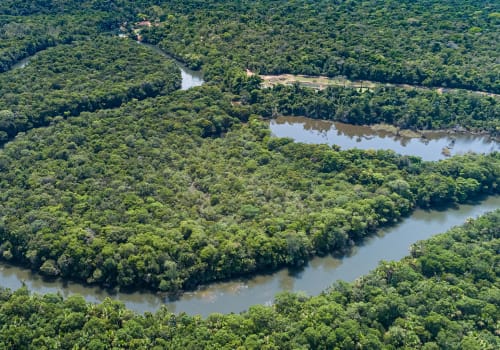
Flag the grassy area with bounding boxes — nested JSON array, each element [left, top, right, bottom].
[[257, 72, 500, 98]]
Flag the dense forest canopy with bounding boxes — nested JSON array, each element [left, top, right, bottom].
[[137, 0, 500, 93], [2, 0, 499, 92], [0, 86, 498, 292], [0, 37, 180, 144], [0, 11, 122, 72], [0, 0, 499, 348], [0, 210, 498, 349], [0, 0, 497, 292], [253, 84, 500, 133]]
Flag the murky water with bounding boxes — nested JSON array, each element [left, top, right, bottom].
[[1, 196, 498, 316], [11, 56, 32, 69], [269, 116, 499, 161]]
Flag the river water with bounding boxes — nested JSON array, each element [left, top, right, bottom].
[[138, 42, 204, 90], [11, 56, 32, 69], [270, 116, 499, 161], [1, 196, 498, 316], [2, 46, 498, 317], [8, 42, 205, 91]]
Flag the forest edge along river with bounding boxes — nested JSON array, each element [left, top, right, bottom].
[[138, 42, 204, 90], [1, 196, 498, 317], [2, 43, 499, 317], [254, 71, 500, 99], [8, 40, 205, 91], [137, 41, 499, 162], [270, 116, 500, 161]]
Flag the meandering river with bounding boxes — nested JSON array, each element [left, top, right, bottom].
[[138, 42, 204, 90], [8, 42, 205, 91], [1, 196, 498, 316], [1, 44, 498, 317]]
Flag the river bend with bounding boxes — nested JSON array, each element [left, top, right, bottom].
[[1, 196, 498, 316], [1, 43, 498, 317]]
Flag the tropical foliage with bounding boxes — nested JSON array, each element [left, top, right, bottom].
[[1, 210, 498, 349], [0, 37, 180, 144], [0, 87, 498, 292], [0, 1, 498, 348], [251, 84, 500, 134], [140, 0, 500, 93]]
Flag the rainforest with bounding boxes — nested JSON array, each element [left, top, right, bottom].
[[0, 1, 498, 349]]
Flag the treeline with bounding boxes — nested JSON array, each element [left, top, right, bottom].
[[0, 0, 151, 18], [0, 21, 58, 73], [2, 1, 499, 93], [0, 36, 181, 144], [0, 86, 498, 293], [249, 83, 500, 134], [137, 0, 500, 93], [0, 209, 498, 349], [0, 11, 123, 72], [0, 0, 88, 15]]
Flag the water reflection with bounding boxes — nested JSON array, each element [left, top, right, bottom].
[[270, 116, 499, 161], [162, 196, 500, 315]]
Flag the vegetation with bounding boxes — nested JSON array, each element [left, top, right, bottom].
[[0, 1, 499, 347], [139, 0, 500, 93], [0, 86, 498, 293], [0, 8, 123, 73], [251, 84, 500, 134], [0, 209, 498, 349], [0, 36, 180, 144]]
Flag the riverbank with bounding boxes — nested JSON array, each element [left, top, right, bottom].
[[369, 122, 500, 142], [1, 194, 498, 316], [136, 42, 204, 90], [252, 71, 500, 98], [270, 116, 500, 161], [1, 209, 499, 348]]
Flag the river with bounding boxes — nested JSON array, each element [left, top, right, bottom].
[[1, 45, 498, 318], [270, 116, 499, 161], [1, 196, 498, 316], [8, 41, 205, 91], [11, 56, 33, 69], [138, 42, 204, 90]]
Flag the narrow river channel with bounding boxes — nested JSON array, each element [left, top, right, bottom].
[[11, 56, 32, 69], [1, 196, 498, 317], [8, 41, 205, 91], [138, 42, 204, 90]]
